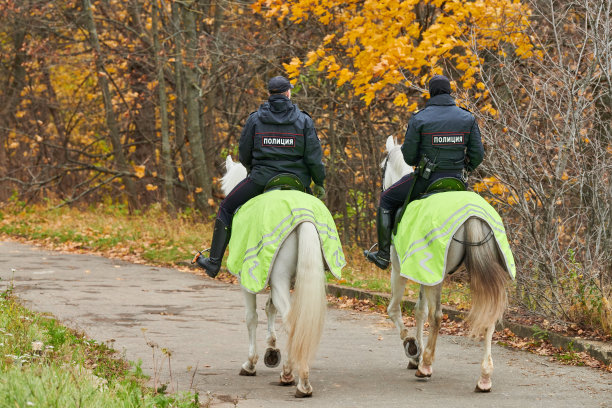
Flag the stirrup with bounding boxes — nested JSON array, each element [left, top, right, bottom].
[[191, 248, 210, 265], [192, 249, 221, 278], [365, 242, 378, 255], [363, 243, 390, 269]]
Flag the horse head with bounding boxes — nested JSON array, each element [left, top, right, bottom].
[[221, 155, 247, 196], [382, 136, 413, 190]]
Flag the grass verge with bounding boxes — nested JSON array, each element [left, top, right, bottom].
[[0, 276, 202, 407]]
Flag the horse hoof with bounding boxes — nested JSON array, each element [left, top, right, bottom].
[[475, 385, 492, 393], [403, 337, 420, 359], [407, 360, 418, 370], [279, 374, 295, 386], [239, 368, 256, 376], [475, 381, 492, 392], [295, 389, 312, 398], [264, 348, 281, 368], [415, 368, 431, 378]]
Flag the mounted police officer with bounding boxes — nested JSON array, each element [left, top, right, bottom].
[[364, 75, 484, 269], [196, 76, 326, 278]]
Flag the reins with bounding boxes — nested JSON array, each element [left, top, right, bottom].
[[380, 155, 389, 192]]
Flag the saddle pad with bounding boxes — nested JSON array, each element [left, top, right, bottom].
[[226, 190, 345, 293], [393, 191, 516, 286]]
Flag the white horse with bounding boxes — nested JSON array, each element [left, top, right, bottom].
[[220, 156, 326, 398], [381, 136, 509, 392]]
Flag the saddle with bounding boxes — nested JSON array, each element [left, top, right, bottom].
[[393, 177, 466, 234], [264, 173, 306, 193], [421, 177, 466, 198]]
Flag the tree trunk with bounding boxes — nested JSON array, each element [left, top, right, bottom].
[[0, 26, 27, 200], [200, 0, 225, 177], [182, 0, 211, 211], [82, 0, 138, 211], [152, 0, 175, 211], [171, 1, 195, 207]]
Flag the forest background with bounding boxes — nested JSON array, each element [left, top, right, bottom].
[[0, 0, 610, 335]]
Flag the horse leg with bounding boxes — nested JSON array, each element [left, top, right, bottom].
[[272, 287, 295, 385], [264, 297, 281, 368], [386, 248, 419, 368], [294, 366, 312, 398], [416, 284, 442, 378], [476, 324, 495, 392], [404, 285, 428, 370], [239, 289, 258, 376], [268, 244, 295, 386]]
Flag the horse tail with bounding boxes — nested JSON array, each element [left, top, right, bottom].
[[464, 217, 509, 337], [286, 222, 326, 373]]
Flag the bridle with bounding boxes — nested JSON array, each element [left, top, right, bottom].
[[380, 155, 390, 192]]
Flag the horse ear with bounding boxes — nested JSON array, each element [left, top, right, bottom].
[[386, 135, 396, 153], [225, 155, 234, 170]]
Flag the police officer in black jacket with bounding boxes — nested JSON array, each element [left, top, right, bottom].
[[364, 75, 484, 269], [197, 76, 326, 278]]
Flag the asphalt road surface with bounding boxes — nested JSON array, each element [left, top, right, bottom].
[[1, 240, 610, 407]]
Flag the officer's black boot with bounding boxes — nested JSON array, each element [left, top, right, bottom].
[[196, 219, 231, 278], [363, 208, 393, 270]]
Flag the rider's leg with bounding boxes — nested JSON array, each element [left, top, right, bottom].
[[364, 207, 394, 269], [196, 177, 264, 278], [364, 173, 415, 269], [196, 218, 231, 278]]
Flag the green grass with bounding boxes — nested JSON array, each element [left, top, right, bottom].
[[0, 278, 201, 407], [0, 203, 203, 266]]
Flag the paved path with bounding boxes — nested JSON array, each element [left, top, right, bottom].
[[0, 240, 610, 407]]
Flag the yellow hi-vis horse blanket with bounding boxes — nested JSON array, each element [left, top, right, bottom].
[[226, 190, 345, 293], [392, 191, 516, 286]]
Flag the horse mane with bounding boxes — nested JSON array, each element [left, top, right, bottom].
[[383, 136, 413, 189], [221, 155, 247, 195]]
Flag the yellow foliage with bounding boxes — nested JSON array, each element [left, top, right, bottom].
[[283, 57, 303, 80], [133, 165, 146, 179], [254, 0, 534, 109], [393, 93, 409, 107], [145, 184, 158, 191]]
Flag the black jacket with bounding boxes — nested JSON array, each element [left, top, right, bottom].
[[401, 94, 484, 172], [239, 94, 325, 188]]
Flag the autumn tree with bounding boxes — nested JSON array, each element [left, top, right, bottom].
[[255, 0, 534, 106], [471, 0, 611, 330], [255, 0, 611, 332]]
